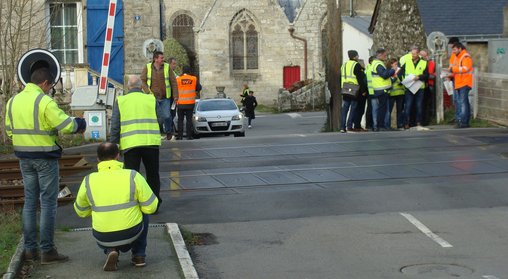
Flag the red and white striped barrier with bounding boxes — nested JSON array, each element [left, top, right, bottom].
[[98, 0, 117, 94]]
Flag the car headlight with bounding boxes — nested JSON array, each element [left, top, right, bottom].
[[195, 116, 207, 122], [232, 114, 242, 121]]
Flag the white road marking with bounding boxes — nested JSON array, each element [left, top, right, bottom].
[[483, 276, 500, 279], [288, 113, 302, 118], [400, 212, 453, 248]]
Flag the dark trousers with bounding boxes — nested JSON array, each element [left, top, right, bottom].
[[123, 148, 160, 201], [177, 106, 194, 138], [365, 96, 373, 129], [98, 214, 149, 257], [354, 93, 367, 129]]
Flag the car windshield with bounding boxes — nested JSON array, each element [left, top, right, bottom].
[[197, 100, 237, 111]]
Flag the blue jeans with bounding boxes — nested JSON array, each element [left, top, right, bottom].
[[20, 159, 59, 253], [404, 89, 424, 126], [100, 214, 149, 257], [156, 98, 172, 134], [389, 95, 404, 128], [370, 94, 388, 130], [456, 86, 471, 127], [341, 98, 358, 130]]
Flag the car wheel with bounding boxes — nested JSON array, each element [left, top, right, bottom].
[[234, 132, 245, 137]]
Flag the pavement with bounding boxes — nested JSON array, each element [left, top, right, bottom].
[[5, 224, 189, 279]]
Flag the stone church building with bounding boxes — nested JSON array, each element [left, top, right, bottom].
[[142, 0, 328, 105]]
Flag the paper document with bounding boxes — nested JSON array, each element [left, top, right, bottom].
[[401, 74, 423, 94], [443, 80, 454, 96]]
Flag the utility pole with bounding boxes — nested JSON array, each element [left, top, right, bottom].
[[327, 0, 342, 131]]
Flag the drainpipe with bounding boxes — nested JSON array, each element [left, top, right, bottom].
[[288, 27, 308, 80], [349, 0, 355, 17]]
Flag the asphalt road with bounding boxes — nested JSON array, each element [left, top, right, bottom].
[[58, 111, 508, 279]]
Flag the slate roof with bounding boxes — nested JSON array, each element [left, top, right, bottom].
[[343, 16, 372, 37], [416, 0, 508, 37], [278, 0, 303, 22]]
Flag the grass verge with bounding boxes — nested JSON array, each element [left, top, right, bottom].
[[0, 210, 22, 274]]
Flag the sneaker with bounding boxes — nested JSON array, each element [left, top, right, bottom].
[[41, 248, 69, 265], [131, 256, 146, 267], [103, 250, 118, 271], [23, 249, 39, 262], [339, 129, 346, 133], [248, 125, 252, 129], [166, 133, 173, 140]]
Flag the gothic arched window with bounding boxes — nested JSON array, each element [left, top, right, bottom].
[[230, 10, 258, 71]]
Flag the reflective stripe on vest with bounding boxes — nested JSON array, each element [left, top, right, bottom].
[[7, 84, 74, 152], [117, 92, 161, 150], [176, 74, 197, 105], [371, 59, 392, 91], [146, 63, 171, 98], [85, 170, 137, 212], [458, 53, 472, 74], [390, 81, 405, 96], [404, 56, 427, 89], [341, 60, 359, 86], [366, 65, 374, 95]]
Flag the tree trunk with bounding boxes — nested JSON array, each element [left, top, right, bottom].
[[326, 0, 343, 132]]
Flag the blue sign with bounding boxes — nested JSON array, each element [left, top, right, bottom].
[[91, 131, 100, 139]]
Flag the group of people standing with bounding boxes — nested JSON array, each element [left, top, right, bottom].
[[5, 50, 203, 273], [340, 37, 473, 132]]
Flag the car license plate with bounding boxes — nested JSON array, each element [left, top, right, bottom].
[[211, 122, 227, 127]]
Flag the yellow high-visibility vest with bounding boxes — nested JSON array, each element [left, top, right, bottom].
[[341, 60, 359, 86], [146, 63, 171, 98], [371, 59, 392, 92], [117, 91, 160, 150], [5, 83, 77, 152], [403, 55, 427, 89], [74, 160, 158, 235]]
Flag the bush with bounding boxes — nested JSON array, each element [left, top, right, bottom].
[[0, 210, 22, 274], [163, 38, 190, 76]]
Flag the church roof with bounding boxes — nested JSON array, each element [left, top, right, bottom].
[[416, 0, 508, 38], [278, 0, 303, 22]]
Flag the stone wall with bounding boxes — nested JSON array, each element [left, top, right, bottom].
[[371, 0, 426, 59], [477, 72, 508, 126], [123, 0, 161, 76], [162, 0, 327, 106]]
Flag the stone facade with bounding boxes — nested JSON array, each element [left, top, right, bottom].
[[477, 72, 508, 126], [371, 0, 426, 59]]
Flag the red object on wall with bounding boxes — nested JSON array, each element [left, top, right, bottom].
[[283, 66, 301, 89]]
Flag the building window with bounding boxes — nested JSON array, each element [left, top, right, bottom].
[[172, 14, 197, 73], [230, 10, 258, 71], [49, 2, 83, 64]]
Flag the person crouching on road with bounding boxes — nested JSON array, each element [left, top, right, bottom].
[[74, 142, 158, 271]]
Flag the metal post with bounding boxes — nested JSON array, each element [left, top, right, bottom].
[[435, 52, 444, 123]]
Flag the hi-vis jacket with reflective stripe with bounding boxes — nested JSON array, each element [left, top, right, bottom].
[[450, 49, 473, 89], [365, 64, 374, 95], [116, 91, 160, 151], [402, 55, 428, 89], [176, 74, 197, 105], [390, 78, 405, 96], [5, 83, 78, 154], [147, 63, 172, 98], [74, 160, 158, 233], [371, 59, 392, 92], [341, 60, 359, 86]]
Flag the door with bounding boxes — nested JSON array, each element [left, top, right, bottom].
[[283, 66, 301, 89], [87, 0, 124, 84]]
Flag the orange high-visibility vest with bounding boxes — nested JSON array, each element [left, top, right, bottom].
[[176, 74, 197, 105], [450, 49, 473, 89]]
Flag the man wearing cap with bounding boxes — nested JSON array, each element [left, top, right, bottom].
[[339, 50, 367, 133], [5, 67, 86, 264]]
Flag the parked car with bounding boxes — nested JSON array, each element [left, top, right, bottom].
[[193, 98, 245, 138]]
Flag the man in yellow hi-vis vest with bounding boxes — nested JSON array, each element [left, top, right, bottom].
[[110, 75, 162, 213], [74, 142, 158, 271], [141, 51, 178, 140], [5, 67, 86, 264]]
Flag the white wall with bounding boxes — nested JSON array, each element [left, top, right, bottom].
[[342, 22, 372, 66]]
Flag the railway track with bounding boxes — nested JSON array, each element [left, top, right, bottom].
[[0, 155, 91, 210]]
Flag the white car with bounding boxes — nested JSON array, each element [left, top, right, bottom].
[[192, 98, 246, 138]]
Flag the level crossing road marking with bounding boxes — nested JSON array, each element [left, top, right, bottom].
[[288, 113, 302, 118], [483, 276, 500, 279], [400, 212, 453, 248]]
